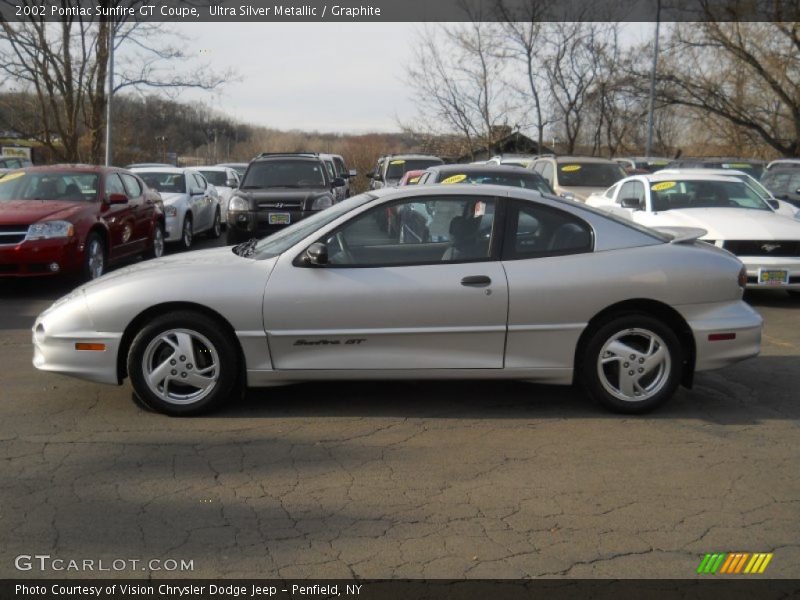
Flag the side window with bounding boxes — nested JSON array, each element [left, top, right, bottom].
[[320, 196, 497, 266], [541, 162, 554, 185], [334, 157, 347, 177], [190, 173, 207, 193], [105, 173, 126, 198], [617, 181, 645, 206], [504, 201, 593, 260], [532, 162, 544, 175], [120, 173, 142, 198]]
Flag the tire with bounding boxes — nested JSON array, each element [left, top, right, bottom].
[[180, 214, 193, 250], [146, 223, 165, 259], [207, 208, 221, 239], [82, 232, 105, 281], [579, 313, 683, 414], [127, 311, 240, 416]]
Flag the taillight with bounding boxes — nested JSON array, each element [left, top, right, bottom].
[[738, 265, 747, 288]]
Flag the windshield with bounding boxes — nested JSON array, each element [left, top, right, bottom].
[[437, 171, 553, 194], [761, 170, 800, 198], [137, 172, 186, 194], [242, 160, 326, 189], [385, 159, 443, 181], [0, 171, 99, 201], [557, 162, 626, 187], [254, 192, 377, 257], [198, 170, 229, 187], [650, 180, 771, 211]]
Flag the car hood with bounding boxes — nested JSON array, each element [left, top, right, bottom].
[[560, 186, 608, 201], [0, 200, 86, 225], [652, 208, 800, 240], [160, 192, 188, 205]]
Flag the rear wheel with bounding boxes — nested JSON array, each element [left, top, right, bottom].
[[207, 208, 221, 239], [180, 214, 193, 250], [580, 314, 683, 414], [127, 311, 240, 416], [82, 233, 105, 281], [146, 223, 165, 259]]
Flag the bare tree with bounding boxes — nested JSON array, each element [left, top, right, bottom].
[[0, 1, 234, 163], [651, 16, 800, 157]]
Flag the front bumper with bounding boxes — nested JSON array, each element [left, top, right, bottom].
[[741, 256, 800, 289], [227, 209, 317, 235], [0, 238, 81, 277], [32, 292, 121, 385], [678, 300, 763, 372], [164, 215, 182, 242]]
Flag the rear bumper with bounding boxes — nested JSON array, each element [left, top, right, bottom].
[[0, 238, 82, 277], [677, 301, 763, 372]]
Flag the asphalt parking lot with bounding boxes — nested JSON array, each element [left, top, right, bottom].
[[1, 235, 798, 579]]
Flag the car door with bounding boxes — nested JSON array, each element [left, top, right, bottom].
[[187, 172, 210, 231], [263, 194, 509, 370], [501, 199, 595, 370], [119, 172, 150, 251], [101, 173, 137, 259]]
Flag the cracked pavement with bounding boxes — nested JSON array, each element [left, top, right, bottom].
[[1, 254, 798, 579]]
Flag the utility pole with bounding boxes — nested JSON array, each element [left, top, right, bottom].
[[645, 0, 661, 158], [104, 24, 115, 166]]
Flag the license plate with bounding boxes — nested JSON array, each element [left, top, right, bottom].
[[268, 212, 291, 225], [758, 268, 789, 285]]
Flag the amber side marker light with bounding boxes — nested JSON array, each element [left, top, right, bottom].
[[708, 333, 736, 342], [75, 343, 106, 351]]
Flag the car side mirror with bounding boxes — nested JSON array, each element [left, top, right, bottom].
[[332, 177, 346, 187], [108, 192, 128, 204], [304, 242, 328, 266], [620, 197, 642, 210], [767, 199, 779, 210], [348, 169, 357, 178]]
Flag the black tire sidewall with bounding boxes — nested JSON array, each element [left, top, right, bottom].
[[580, 314, 683, 414], [208, 209, 221, 239], [147, 223, 164, 259], [127, 311, 240, 416], [181, 215, 193, 250]]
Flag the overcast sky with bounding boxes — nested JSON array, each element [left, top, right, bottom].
[[150, 22, 653, 134]]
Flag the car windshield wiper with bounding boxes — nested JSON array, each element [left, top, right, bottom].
[[233, 237, 259, 257]]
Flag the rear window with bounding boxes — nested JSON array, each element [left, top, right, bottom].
[[385, 158, 443, 180], [198, 170, 229, 187], [556, 162, 626, 187]]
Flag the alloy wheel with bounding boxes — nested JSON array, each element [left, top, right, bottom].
[[596, 328, 671, 402]]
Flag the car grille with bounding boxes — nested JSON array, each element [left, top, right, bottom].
[[0, 225, 28, 245], [723, 240, 800, 257], [257, 200, 303, 209]]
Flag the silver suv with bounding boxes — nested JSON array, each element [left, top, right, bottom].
[[368, 154, 444, 189], [530, 156, 626, 202]]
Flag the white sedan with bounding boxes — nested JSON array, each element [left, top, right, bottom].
[[586, 173, 800, 295], [132, 167, 221, 249], [195, 166, 240, 225]]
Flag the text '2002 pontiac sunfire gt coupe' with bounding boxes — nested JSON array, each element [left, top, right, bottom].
[[33, 185, 762, 415]]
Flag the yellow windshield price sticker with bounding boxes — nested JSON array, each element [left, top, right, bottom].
[[561, 165, 582, 172], [441, 174, 468, 184], [724, 163, 751, 169], [408, 176, 420, 184], [389, 160, 406, 165], [0, 171, 25, 183], [651, 181, 677, 191]]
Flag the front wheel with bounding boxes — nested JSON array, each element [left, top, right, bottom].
[[146, 223, 165, 259], [82, 233, 105, 281], [127, 311, 240, 416], [580, 314, 683, 414], [180, 214, 193, 250]]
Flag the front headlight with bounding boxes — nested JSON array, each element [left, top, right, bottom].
[[164, 205, 178, 217], [311, 196, 332, 210], [25, 220, 74, 241], [228, 195, 249, 211]]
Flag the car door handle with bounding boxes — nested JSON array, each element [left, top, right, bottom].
[[461, 275, 491, 287]]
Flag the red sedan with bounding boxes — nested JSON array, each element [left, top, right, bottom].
[[0, 165, 164, 280]]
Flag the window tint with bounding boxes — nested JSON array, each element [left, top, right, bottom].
[[242, 160, 326, 188], [504, 201, 593, 259], [137, 172, 186, 194], [322, 196, 496, 266], [105, 173, 126, 197], [384, 159, 444, 180], [556, 162, 626, 187], [333, 157, 347, 176], [120, 173, 142, 198], [198, 170, 228, 186]]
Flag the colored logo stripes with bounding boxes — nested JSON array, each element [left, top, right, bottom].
[[697, 552, 773, 574]]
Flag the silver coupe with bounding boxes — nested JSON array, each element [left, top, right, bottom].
[[32, 185, 762, 415]]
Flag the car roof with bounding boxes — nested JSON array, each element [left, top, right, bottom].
[[550, 156, 620, 164], [253, 153, 320, 161], [216, 162, 247, 167], [130, 167, 193, 174], [657, 168, 751, 177], [426, 164, 535, 174], [384, 154, 443, 161], [635, 173, 743, 183], [193, 166, 229, 171], [10, 164, 115, 174]]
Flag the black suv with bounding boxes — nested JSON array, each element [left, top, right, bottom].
[[226, 153, 342, 244]]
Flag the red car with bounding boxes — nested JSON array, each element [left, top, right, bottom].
[[0, 165, 164, 280], [398, 169, 426, 186]]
